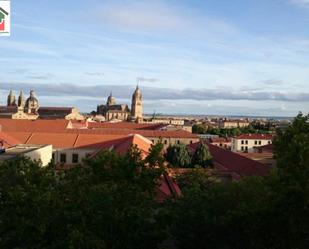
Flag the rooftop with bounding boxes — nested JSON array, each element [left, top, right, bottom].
[[0, 144, 49, 162], [236, 134, 273, 140]]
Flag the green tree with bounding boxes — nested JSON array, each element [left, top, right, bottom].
[[192, 143, 213, 168], [165, 144, 191, 168], [192, 124, 207, 134], [169, 113, 309, 249], [0, 149, 168, 249]]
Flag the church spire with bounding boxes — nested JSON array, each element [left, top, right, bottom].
[[7, 90, 16, 106], [18, 90, 25, 108]]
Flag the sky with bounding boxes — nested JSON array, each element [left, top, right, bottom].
[[0, 0, 309, 116]]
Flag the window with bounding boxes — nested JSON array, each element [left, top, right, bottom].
[[241, 146, 244, 151], [177, 140, 180, 144], [164, 140, 168, 145], [259, 141, 262, 145], [190, 140, 193, 144], [241, 140, 244, 144], [255, 141, 258, 145], [245, 140, 248, 145], [52, 153, 55, 161], [268, 141, 271, 144], [151, 139, 155, 143], [60, 153, 66, 163], [245, 146, 248, 151], [72, 154, 79, 164]]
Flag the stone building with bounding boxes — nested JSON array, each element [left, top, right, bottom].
[[0, 90, 84, 120], [97, 86, 143, 122], [131, 86, 143, 122]]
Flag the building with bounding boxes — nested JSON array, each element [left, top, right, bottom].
[[97, 86, 143, 122], [209, 137, 232, 150], [131, 86, 143, 122], [0, 144, 53, 167], [187, 142, 271, 180], [97, 93, 130, 122], [0, 119, 199, 165], [38, 107, 84, 120], [219, 119, 250, 129], [231, 134, 273, 153], [0, 90, 84, 120]]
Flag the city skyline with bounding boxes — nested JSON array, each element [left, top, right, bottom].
[[1, 0, 309, 116]]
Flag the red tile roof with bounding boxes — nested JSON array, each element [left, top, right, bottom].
[[0, 119, 70, 132], [65, 129, 198, 139], [88, 122, 165, 130], [0, 119, 196, 139], [156, 173, 182, 202], [0, 132, 21, 148], [235, 134, 273, 140], [187, 142, 271, 178], [90, 134, 153, 158], [210, 137, 231, 143], [258, 143, 273, 153]]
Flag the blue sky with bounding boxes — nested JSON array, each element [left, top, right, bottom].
[[0, 0, 309, 116]]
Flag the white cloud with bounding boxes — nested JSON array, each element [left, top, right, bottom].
[[289, 0, 309, 7], [93, 0, 237, 37]]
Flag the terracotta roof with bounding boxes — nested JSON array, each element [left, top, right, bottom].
[[0, 119, 195, 138], [235, 134, 273, 140], [88, 122, 165, 130], [0, 132, 21, 148], [258, 143, 273, 153], [210, 137, 231, 143], [64, 129, 198, 139], [90, 134, 153, 157], [6, 132, 129, 149], [156, 173, 182, 202], [0, 119, 70, 132], [187, 142, 271, 178]]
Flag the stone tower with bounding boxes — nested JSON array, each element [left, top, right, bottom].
[[18, 90, 25, 108], [131, 85, 143, 122], [106, 92, 116, 106], [25, 90, 39, 114], [7, 90, 16, 106]]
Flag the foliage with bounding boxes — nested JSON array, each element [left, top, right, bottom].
[[144, 140, 165, 168], [192, 124, 207, 134], [165, 144, 191, 168], [192, 123, 273, 137], [169, 112, 309, 249], [192, 142, 213, 168], [0, 149, 167, 249]]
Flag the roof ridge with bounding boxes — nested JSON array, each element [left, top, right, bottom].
[[72, 134, 80, 148], [25, 133, 34, 144]]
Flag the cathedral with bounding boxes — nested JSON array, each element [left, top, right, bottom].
[[97, 86, 143, 122], [5, 90, 40, 119], [2, 90, 84, 120]]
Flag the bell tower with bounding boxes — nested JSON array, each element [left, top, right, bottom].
[[131, 85, 143, 122], [7, 90, 16, 106]]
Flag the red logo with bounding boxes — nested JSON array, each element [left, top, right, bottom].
[[0, 6, 9, 32]]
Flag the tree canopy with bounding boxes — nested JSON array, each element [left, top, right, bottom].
[[0, 148, 166, 249]]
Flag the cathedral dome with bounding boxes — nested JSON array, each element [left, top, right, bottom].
[[106, 93, 116, 106], [25, 90, 39, 113]]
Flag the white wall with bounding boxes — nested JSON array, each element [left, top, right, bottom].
[[232, 138, 272, 152]]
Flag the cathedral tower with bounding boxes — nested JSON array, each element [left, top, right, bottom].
[[131, 86, 143, 122], [7, 90, 16, 106], [106, 92, 116, 106], [18, 90, 25, 108]]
